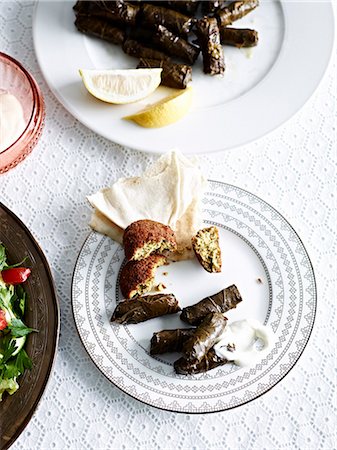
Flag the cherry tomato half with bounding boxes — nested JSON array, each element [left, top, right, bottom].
[[1, 267, 31, 285]]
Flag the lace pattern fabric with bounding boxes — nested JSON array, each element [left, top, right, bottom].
[[0, 2, 335, 449]]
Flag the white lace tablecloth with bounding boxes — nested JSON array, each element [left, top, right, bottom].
[[1, 2, 336, 449]]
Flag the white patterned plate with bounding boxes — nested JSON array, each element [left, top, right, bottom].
[[33, 1, 334, 153], [72, 182, 316, 413]]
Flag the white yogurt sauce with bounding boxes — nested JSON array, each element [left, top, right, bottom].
[[242, 47, 254, 59], [0, 92, 26, 153], [213, 319, 275, 367]]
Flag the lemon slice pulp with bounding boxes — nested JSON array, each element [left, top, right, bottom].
[[124, 86, 193, 128], [79, 68, 162, 104]]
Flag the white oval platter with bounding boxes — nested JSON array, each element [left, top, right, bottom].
[[33, 1, 334, 153]]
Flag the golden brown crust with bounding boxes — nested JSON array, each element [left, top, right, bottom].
[[119, 254, 167, 299], [123, 219, 177, 261], [192, 226, 222, 273]]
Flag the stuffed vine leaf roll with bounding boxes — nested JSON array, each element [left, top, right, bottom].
[[174, 348, 227, 375], [180, 284, 242, 326], [150, 328, 195, 355], [140, 3, 194, 35], [202, 0, 227, 14], [111, 293, 180, 324], [74, 15, 125, 45], [128, 27, 155, 46], [73, 1, 85, 13], [182, 312, 227, 361], [74, 0, 140, 27], [123, 39, 170, 61], [165, 1, 200, 15], [137, 58, 192, 89], [196, 17, 225, 75], [217, 0, 259, 27], [220, 27, 258, 48], [153, 25, 200, 65]]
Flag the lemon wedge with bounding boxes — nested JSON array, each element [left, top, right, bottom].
[[123, 87, 193, 128], [79, 68, 162, 104]]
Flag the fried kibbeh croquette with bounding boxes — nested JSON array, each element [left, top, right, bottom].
[[119, 254, 167, 299], [192, 226, 222, 273], [123, 219, 177, 261]]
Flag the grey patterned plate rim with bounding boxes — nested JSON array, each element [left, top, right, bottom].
[[0, 202, 60, 449], [71, 181, 316, 413]]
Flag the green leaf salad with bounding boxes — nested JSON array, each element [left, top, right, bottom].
[[0, 243, 35, 401]]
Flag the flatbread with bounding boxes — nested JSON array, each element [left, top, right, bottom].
[[87, 150, 206, 260], [89, 209, 123, 244]]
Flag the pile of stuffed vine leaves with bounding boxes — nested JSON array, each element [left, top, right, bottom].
[[73, 0, 260, 84]]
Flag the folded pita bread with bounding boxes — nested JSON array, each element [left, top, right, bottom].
[[87, 150, 206, 260]]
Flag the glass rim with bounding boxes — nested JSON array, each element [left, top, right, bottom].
[[0, 51, 44, 157]]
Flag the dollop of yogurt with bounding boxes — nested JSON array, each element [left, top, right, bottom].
[[0, 92, 26, 153], [213, 319, 275, 367]]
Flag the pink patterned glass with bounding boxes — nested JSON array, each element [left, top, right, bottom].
[[0, 52, 45, 174]]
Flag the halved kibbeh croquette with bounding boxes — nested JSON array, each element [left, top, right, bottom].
[[192, 226, 222, 273], [119, 254, 167, 299], [123, 219, 177, 261]]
